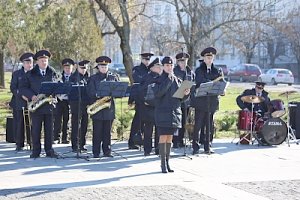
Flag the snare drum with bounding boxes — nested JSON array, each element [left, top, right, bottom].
[[269, 99, 285, 118], [238, 110, 257, 130]]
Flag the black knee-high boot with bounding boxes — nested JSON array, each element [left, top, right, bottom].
[[166, 143, 174, 172], [159, 143, 167, 173]]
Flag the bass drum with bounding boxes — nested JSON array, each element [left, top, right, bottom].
[[260, 118, 287, 145]]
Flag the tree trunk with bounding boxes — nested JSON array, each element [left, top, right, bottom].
[[0, 50, 5, 88], [119, 34, 134, 84]]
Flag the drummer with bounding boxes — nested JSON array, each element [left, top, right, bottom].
[[236, 81, 270, 117]]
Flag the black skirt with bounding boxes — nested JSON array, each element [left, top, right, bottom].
[[157, 126, 178, 136]]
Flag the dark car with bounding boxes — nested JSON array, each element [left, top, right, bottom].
[[109, 63, 127, 77], [228, 64, 261, 82]]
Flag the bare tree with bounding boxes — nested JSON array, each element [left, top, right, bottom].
[[93, 0, 149, 83], [157, 0, 282, 68]]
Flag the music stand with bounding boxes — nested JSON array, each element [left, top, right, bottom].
[[62, 83, 90, 160], [195, 81, 228, 154], [97, 81, 129, 160]]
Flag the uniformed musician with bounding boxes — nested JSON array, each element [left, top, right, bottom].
[[139, 56, 162, 156], [10, 52, 34, 151], [191, 47, 223, 155], [128, 52, 153, 149], [173, 52, 195, 148], [20, 50, 59, 158], [153, 56, 190, 173], [53, 58, 74, 144], [87, 56, 119, 158], [69, 60, 90, 152]]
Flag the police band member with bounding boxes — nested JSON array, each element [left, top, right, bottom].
[[173, 52, 195, 148], [192, 47, 223, 155], [10, 52, 34, 151], [53, 58, 74, 144], [69, 60, 90, 152], [153, 56, 190, 173], [87, 56, 119, 158], [21, 50, 59, 158], [139, 56, 163, 156], [128, 52, 154, 149], [236, 81, 270, 116]]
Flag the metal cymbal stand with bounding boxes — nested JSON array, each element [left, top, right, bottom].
[[285, 93, 299, 147]]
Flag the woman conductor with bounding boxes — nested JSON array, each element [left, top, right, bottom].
[[153, 56, 190, 173]]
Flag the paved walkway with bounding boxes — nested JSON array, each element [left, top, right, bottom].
[[0, 139, 300, 200]]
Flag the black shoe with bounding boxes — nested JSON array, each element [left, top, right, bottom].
[[15, 146, 24, 151], [46, 151, 59, 158], [172, 143, 179, 149], [129, 145, 139, 150], [178, 142, 185, 148], [30, 154, 40, 159], [155, 149, 159, 155], [61, 140, 70, 144], [144, 152, 150, 156], [93, 155, 100, 158], [80, 146, 87, 151], [72, 148, 77, 153], [204, 150, 215, 155], [192, 149, 199, 155], [103, 153, 113, 158]]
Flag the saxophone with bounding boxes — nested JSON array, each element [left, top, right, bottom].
[[28, 94, 57, 112], [87, 96, 111, 116]]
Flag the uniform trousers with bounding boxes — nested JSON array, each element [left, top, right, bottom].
[[15, 109, 31, 148], [128, 104, 145, 146], [54, 100, 69, 141], [92, 119, 112, 156], [143, 121, 156, 154], [30, 113, 54, 155], [192, 109, 214, 152], [70, 103, 88, 150]]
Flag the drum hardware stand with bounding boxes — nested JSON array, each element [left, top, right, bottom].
[[236, 102, 256, 145], [286, 102, 299, 147]]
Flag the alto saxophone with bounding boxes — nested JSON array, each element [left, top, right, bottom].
[[87, 96, 111, 116], [28, 94, 57, 112]]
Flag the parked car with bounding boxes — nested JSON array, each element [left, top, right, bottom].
[[227, 64, 261, 82], [109, 63, 127, 77], [258, 68, 294, 85], [214, 64, 228, 76]]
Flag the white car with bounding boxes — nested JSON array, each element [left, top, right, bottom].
[[258, 68, 294, 85]]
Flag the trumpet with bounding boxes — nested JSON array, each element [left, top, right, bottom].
[[87, 96, 111, 116]]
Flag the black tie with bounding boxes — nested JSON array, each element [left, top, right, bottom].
[[42, 71, 45, 76], [207, 69, 211, 74], [65, 76, 69, 81]]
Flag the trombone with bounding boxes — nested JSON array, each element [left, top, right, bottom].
[[22, 97, 32, 150]]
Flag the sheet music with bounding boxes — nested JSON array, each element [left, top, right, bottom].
[[172, 80, 195, 99]]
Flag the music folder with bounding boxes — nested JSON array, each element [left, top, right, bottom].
[[39, 82, 72, 95], [172, 80, 195, 99], [195, 80, 229, 97], [97, 81, 128, 98]]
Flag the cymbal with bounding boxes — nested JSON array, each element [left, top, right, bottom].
[[241, 95, 265, 103], [279, 90, 297, 97]]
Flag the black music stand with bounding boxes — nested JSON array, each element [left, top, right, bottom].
[[97, 81, 128, 160], [61, 83, 90, 160], [195, 80, 227, 154]]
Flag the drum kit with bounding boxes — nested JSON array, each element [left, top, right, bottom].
[[237, 90, 299, 146]]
